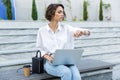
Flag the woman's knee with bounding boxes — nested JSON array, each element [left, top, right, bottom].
[[61, 67, 72, 77]]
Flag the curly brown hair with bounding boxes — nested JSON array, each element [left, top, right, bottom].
[[45, 3, 66, 21]]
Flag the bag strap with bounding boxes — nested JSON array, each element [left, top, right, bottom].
[[36, 50, 41, 58]]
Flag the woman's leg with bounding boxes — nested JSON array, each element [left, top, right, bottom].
[[44, 61, 72, 80], [69, 65, 81, 80]]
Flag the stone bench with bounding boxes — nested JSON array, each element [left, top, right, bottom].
[[0, 59, 114, 80]]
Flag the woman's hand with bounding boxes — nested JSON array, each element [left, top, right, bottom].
[[43, 54, 54, 63], [48, 56, 54, 63], [73, 30, 83, 37], [73, 30, 90, 37]]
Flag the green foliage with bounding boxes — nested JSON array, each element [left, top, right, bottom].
[[6, 0, 12, 20], [32, 0, 38, 20], [2, 0, 12, 20], [99, 0, 103, 21], [83, 0, 88, 21], [2, 0, 7, 4]]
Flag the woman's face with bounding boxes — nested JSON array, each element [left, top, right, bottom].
[[52, 6, 64, 22]]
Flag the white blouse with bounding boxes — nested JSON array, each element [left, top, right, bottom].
[[36, 23, 86, 56]]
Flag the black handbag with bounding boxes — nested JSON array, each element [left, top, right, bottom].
[[32, 50, 44, 74]]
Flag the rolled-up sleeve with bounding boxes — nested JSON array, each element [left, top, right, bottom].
[[36, 29, 47, 57]]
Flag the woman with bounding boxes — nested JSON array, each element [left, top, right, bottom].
[[36, 3, 90, 80]]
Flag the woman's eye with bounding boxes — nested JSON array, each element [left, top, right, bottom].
[[58, 11, 63, 14]]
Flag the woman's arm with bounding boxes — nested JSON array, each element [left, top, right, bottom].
[[36, 28, 54, 63], [67, 25, 90, 37]]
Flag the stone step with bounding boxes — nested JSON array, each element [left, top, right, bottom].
[[1, 31, 120, 38], [84, 52, 120, 64], [0, 49, 36, 55], [77, 44, 120, 56], [0, 36, 36, 42], [0, 43, 35, 51], [0, 34, 36, 36], [0, 59, 31, 67], [0, 40, 35, 45], [0, 42, 120, 56], [0, 43, 120, 56], [75, 38, 120, 47], [0, 53, 35, 67]]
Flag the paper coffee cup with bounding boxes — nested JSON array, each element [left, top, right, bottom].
[[23, 65, 31, 77]]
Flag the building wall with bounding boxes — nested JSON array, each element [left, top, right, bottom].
[[14, 0, 120, 21]]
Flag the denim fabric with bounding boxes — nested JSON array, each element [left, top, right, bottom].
[[44, 61, 81, 80]]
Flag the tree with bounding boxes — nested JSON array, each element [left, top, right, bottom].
[[2, 0, 12, 20], [99, 0, 103, 21], [32, 0, 38, 20], [83, 0, 88, 21]]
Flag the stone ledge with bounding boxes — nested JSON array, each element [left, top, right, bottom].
[[0, 21, 120, 28], [0, 68, 112, 80]]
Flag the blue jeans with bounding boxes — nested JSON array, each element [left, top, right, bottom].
[[44, 61, 81, 80]]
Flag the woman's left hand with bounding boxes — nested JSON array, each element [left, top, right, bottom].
[[73, 30, 83, 37], [73, 30, 90, 37]]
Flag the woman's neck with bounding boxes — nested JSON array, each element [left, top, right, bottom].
[[49, 21, 58, 33]]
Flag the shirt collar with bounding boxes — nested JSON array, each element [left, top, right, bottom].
[[46, 23, 63, 32]]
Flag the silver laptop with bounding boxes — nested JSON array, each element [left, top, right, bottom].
[[52, 49, 84, 65]]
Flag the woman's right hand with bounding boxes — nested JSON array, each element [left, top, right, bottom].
[[43, 54, 54, 63]]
